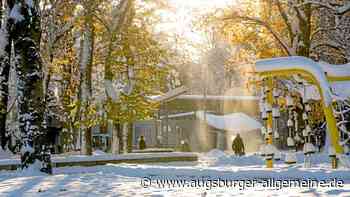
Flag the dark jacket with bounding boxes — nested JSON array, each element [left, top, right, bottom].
[[232, 135, 245, 156], [139, 137, 146, 150]]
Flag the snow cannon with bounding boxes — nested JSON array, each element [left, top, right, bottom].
[[274, 151, 282, 161], [302, 129, 308, 138], [267, 127, 273, 135], [259, 99, 265, 113], [328, 147, 338, 169], [285, 152, 297, 164], [262, 144, 276, 161], [259, 145, 266, 157], [287, 119, 293, 128], [302, 113, 308, 121], [305, 104, 312, 113], [273, 88, 280, 98], [303, 143, 316, 155], [274, 130, 280, 140], [272, 106, 280, 118], [286, 95, 294, 108], [265, 102, 272, 113], [262, 110, 268, 120], [294, 133, 302, 143], [287, 137, 295, 147], [261, 126, 267, 135]]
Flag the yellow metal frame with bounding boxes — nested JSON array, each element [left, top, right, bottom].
[[266, 78, 273, 168], [327, 76, 350, 82], [258, 69, 343, 168]]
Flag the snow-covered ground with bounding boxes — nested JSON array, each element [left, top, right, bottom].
[[1, 150, 350, 196]]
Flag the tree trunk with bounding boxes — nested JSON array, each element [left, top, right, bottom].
[[117, 123, 124, 153], [0, 0, 13, 150], [295, 3, 312, 57], [104, 0, 134, 153], [9, 0, 51, 173], [111, 120, 119, 154], [122, 122, 128, 154], [127, 122, 133, 153], [79, 1, 94, 155]]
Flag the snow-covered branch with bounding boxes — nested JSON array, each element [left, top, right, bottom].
[[337, 1, 350, 15], [298, 1, 336, 11], [301, 0, 350, 15]]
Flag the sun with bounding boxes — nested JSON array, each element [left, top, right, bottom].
[[155, 0, 235, 61], [170, 0, 234, 9]]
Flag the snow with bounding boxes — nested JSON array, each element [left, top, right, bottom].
[[196, 111, 262, 132], [256, 56, 350, 100], [160, 111, 195, 119], [0, 149, 13, 160], [104, 79, 120, 101], [92, 150, 106, 156], [202, 149, 264, 166], [149, 86, 188, 102], [20, 144, 34, 155], [319, 61, 350, 78], [1, 150, 350, 196], [25, 0, 34, 8], [338, 2, 350, 14], [9, 4, 25, 23], [178, 94, 259, 101], [330, 81, 350, 100], [256, 56, 333, 105], [302, 85, 321, 101]]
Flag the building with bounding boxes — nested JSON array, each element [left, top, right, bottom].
[[132, 94, 262, 152]]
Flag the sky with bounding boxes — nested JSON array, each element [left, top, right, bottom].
[[155, 0, 235, 62]]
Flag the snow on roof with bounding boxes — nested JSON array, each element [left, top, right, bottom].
[[149, 86, 188, 102], [177, 95, 259, 101], [196, 111, 262, 133], [149, 94, 259, 102], [330, 81, 350, 100], [338, 2, 350, 14], [160, 111, 195, 119], [318, 61, 350, 78], [256, 56, 333, 105]]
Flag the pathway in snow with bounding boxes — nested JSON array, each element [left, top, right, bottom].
[[0, 150, 350, 196]]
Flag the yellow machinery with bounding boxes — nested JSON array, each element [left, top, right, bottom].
[[255, 56, 350, 169]]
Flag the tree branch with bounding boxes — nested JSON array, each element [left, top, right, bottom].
[[223, 14, 292, 56], [300, 0, 350, 15], [274, 0, 293, 37], [311, 40, 346, 51]]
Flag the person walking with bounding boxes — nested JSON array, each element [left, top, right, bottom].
[[232, 133, 245, 156], [139, 136, 146, 150]]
